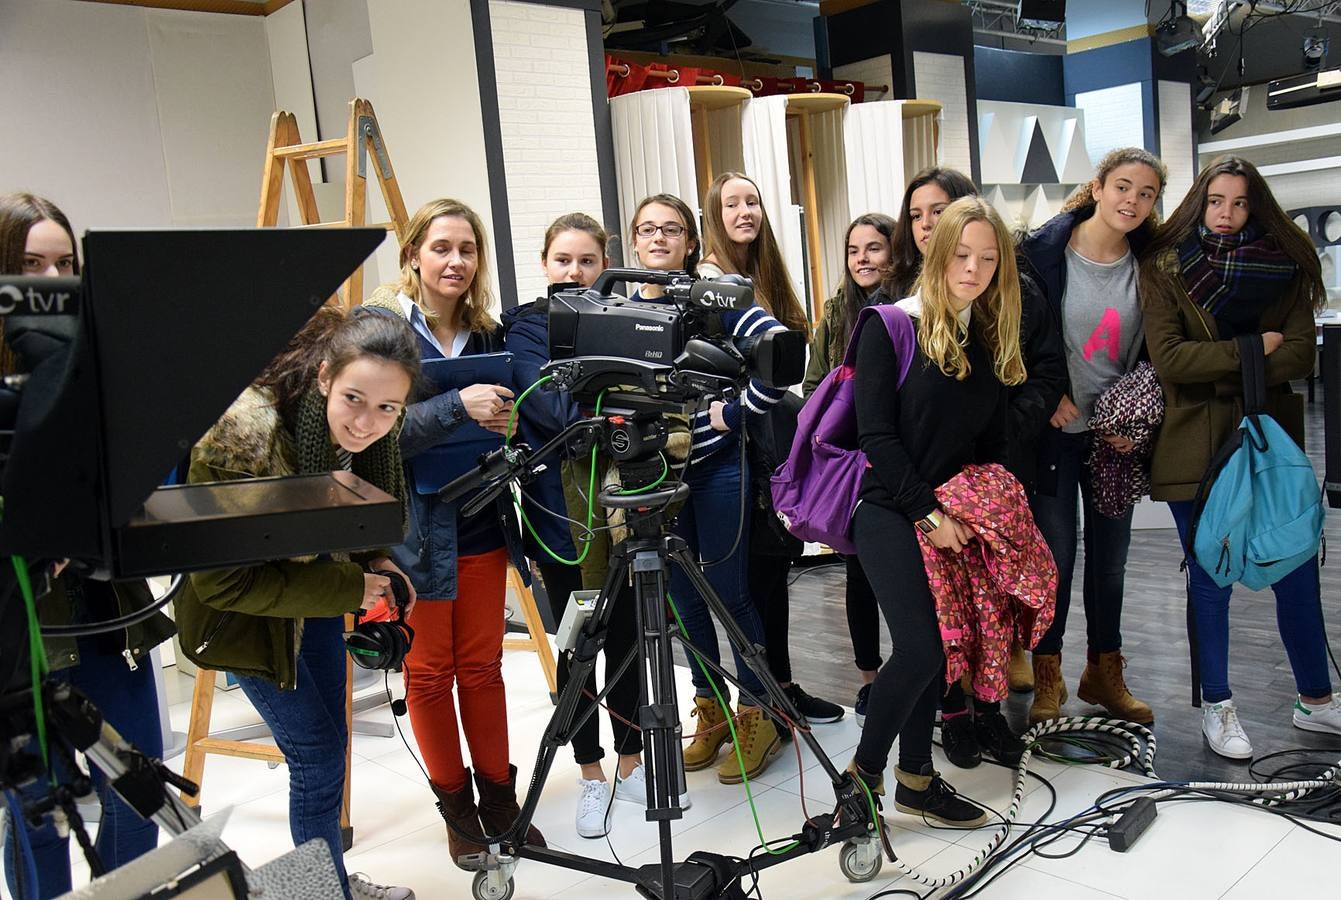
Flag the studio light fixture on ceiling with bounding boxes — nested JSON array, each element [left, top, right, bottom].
[[1157, 1, 1202, 56], [1304, 33, 1330, 70]]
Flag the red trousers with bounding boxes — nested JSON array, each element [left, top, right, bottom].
[[403, 548, 509, 791]]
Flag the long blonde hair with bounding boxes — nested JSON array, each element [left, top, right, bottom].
[[396, 198, 496, 333], [701, 172, 809, 335], [913, 197, 1025, 386]]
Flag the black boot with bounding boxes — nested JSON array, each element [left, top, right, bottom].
[[975, 709, 1026, 766], [474, 765, 547, 848], [940, 712, 981, 769], [893, 764, 987, 828]]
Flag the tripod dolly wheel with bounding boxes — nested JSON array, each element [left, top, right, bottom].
[[471, 870, 515, 900], [838, 838, 883, 883]]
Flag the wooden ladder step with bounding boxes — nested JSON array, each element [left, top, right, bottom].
[[192, 737, 286, 763], [271, 139, 352, 161]]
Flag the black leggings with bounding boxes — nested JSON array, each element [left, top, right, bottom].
[[537, 561, 642, 765], [845, 554, 882, 672], [851, 502, 944, 776], [748, 549, 792, 684]]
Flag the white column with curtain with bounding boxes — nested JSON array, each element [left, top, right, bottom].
[[844, 100, 907, 220], [608, 88, 699, 266], [740, 94, 807, 315]]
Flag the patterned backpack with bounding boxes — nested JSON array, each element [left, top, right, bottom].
[[770, 305, 915, 554]]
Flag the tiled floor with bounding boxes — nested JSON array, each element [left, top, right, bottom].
[[41, 648, 1341, 900]]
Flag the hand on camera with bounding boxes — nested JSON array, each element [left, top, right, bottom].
[[1261, 331, 1284, 356], [709, 400, 731, 433], [1050, 394, 1080, 429], [367, 556, 417, 620], [460, 383, 515, 436], [928, 514, 974, 553]]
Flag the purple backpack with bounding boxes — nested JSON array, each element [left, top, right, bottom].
[[770, 304, 915, 554]]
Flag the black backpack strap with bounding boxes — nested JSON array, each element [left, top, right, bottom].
[[1236, 333, 1267, 416], [1186, 426, 1244, 555]]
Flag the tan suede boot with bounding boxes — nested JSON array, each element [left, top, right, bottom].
[[1077, 651, 1154, 724], [1008, 641, 1034, 692], [1028, 653, 1068, 724], [431, 776, 486, 870], [683, 695, 730, 771], [717, 704, 783, 784]]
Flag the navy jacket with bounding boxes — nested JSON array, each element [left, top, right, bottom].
[[1017, 206, 1152, 495], [502, 298, 582, 561], [362, 303, 529, 599]]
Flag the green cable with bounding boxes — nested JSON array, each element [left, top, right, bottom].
[[504, 377, 603, 566], [666, 591, 800, 856], [614, 452, 669, 495], [13, 555, 51, 777]]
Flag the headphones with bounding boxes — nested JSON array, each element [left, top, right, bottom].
[[344, 569, 415, 671]]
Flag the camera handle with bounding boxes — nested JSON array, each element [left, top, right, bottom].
[[460, 483, 883, 900]]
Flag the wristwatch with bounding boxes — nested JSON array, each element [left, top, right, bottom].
[[915, 510, 942, 535]]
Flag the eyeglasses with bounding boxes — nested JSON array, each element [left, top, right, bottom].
[[634, 222, 687, 238]]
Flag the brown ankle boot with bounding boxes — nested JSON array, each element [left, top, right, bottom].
[[1028, 654, 1068, 724], [430, 776, 485, 870], [1008, 641, 1034, 693], [717, 704, 783, 784], [683, 695, 730, 771], [1077, 651, 1153, 724], [474, 765, 547, 848]]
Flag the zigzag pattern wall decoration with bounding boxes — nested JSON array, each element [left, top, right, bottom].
[[979, 100, 1096, 229]]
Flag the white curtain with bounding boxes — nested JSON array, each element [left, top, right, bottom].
[[903, 107, 939, 180], [609, 88, 698, 266], [741, 95, 807, 312], [844, 100, 907, 222], [810, 106, 852, 303]]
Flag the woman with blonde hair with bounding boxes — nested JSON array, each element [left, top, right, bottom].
[[849, 197, 1024, 827], [1018, 147, 1166, 727], [363, 198, 542, 866]]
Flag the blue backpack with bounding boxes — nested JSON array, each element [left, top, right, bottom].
[[1187, 334, 1324, 591]]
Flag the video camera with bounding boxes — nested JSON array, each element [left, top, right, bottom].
[[542, 268, 805, 411]]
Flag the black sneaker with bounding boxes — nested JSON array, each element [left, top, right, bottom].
[[893, 765, 988, 828], [783, 683, 844, 724], [974, 711, 1026, 766], [939, 713, 981, 769], [854, 684, 872, 728]]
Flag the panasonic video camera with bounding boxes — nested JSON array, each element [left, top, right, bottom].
[[543, 268, 804, 411]]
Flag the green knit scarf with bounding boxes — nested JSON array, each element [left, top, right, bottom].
[[292, 387, 407, 532]]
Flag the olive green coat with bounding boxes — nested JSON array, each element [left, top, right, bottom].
[[802, 291, 845, 397], [1143, 249, 1315, 502], [173, 387, 364, 689]]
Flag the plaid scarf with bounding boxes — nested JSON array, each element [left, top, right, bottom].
[[1177, 222, 1297, 320]]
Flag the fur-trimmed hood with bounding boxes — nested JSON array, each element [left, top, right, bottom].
[[363, 283, 407, 318], [194, 385, 296, 481]]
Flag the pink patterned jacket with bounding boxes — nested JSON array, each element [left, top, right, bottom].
[[916, 463, 1058, 702]]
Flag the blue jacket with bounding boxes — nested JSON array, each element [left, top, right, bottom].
[[501, 298, 581, 561], [361, 300, 529, 599]]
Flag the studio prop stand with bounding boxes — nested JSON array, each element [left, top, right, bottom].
[[460, 478, 884, 900]]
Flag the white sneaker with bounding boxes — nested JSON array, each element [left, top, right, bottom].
[[1292, 695, 1341, 735], [1202, 700, 1253, 759], [348, 873, 414, 900], [575, 777, 613, 838], [613, 764, 692, 810]]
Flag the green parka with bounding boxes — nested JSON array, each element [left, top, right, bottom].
[[173, 387, 364, 689], [1142, 248, 1315, 502]]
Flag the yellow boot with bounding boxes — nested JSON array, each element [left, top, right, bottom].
[[1028, 653, 1068, 724], [1008, 641, 1034, 692], [1078, 651, 1153, 725], [683, 695, 730, 771], [717, 704, 783, 784]]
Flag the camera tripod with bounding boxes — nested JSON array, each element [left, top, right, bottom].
[[459, 476, 885, 900]]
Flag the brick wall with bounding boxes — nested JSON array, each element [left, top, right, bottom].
[[834, 55, 894, 96], [912, 50, 973, 175], [489, 0, 604, 304]]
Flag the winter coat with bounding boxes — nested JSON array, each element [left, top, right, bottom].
[[1141, 248, 1314, 502], [175, 386, 366, 688], [917, 463, 1057, 703], [40, 576, 175, 673], [1018, 206, 1152, 496], [362, 290, 529, 598], [502, 297, 582, 560]]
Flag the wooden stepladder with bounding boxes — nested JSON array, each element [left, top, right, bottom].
[[256, 97, 410, 307]]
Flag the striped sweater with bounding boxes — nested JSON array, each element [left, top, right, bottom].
[[631, 290, 789, 466]]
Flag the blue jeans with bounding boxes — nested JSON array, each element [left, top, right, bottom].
[[235, 616, 351, 900], [1168, 500, 1332, 704], [670, 453, 768, 704], [3, 640, 163, 900], [1030, 430, 1132, 656]]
